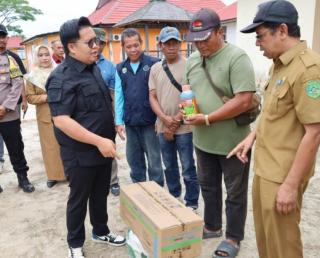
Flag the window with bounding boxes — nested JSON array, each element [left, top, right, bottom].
[[17, 49, 26, 60], [43, 36, 49, 46]]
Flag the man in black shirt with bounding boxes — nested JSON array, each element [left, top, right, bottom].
[[46, 17, 125, 258]]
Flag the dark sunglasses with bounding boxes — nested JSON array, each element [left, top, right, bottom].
[[74, 37, 101, 48]]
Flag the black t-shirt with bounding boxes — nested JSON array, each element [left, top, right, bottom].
[[46, 56, 115, 168]]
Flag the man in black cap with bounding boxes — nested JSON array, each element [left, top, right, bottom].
[[184, 8, 256, 258], [0, 23, 28, 178], [46, 17, 125, 258], [228, 1, 320, 258], [0, 24, 34, 193]]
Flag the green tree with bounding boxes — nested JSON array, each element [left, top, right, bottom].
[[0, 0, 42, 34]]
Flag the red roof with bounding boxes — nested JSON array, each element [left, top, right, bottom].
[[7, 36, 24, 49], [171, 0, 226, 14], [217, 2, 237, 21], [89, 0, 228, 26]]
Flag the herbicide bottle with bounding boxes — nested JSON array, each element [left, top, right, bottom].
[[180, 84, 198, 117]]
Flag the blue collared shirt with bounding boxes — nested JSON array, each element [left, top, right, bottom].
[[96, 54, 115, 90], [115, 62, 140, 125]]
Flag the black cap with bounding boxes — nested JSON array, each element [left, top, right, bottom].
[[0, 24, 8, 36], [185, 8, 221, 42], [241, 0, 298, 33]]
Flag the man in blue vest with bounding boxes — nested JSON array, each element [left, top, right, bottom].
[[115, 28, 164, 186], [94, 27, 120, 196]]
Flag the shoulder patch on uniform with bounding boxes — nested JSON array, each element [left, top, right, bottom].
[[305, 80, 320, 99]]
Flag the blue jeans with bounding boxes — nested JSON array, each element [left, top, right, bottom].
[[159, 132, 199, 207], [126, 125, 164, 186], [0, 134, 4, 163]]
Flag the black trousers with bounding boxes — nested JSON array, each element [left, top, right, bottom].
[[195, 147, 250, 242], [66, 161, 112, 248], [0, 119, 29, 176]]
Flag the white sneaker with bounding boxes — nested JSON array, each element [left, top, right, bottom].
[[68, 247, 85, 258], [92, 232, 126, 246]]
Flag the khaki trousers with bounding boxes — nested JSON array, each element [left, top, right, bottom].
[[252, 175, 307, 258]]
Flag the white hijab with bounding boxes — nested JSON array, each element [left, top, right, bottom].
[[25, 45, 56, 91]]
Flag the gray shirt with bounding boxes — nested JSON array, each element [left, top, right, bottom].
[[0, 53, 23, 122]]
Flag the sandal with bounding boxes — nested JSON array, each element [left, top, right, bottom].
[[213, 240, 240, 258], [202, 227, 223, 239]]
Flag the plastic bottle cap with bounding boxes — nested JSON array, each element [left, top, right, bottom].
[[182, 84, 191, 91]]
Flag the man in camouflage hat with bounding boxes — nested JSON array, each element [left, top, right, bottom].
[[94, 27, 121, 196]]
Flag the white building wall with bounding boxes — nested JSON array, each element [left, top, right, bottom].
[[237, 0, 318, 84], [224, 21, 237, 45]]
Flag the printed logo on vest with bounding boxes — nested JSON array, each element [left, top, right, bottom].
[[122, 67, 127, 74], [143, 65, 150, 72]]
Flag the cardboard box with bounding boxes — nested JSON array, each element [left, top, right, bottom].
[[120, 181, 203, 258]]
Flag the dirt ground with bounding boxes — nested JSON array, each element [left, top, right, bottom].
[[1, 118, 320, 258]]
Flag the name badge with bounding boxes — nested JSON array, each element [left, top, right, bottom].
[[276, 77, 286, 87]]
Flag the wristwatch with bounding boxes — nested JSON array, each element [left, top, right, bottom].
[[204, 114, 210, 126]]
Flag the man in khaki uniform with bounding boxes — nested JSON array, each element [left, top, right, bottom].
[[228, 1, 320, 258]]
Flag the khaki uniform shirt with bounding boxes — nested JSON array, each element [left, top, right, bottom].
[[0, 52, 23, 122], [255, 41, 320, 183]]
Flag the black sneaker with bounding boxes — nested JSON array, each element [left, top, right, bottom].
[[187, 205, 199, 214], [17, 174, 35, 193], [110, 183, 120, 196], [92, 232, 126, 246], [47, 180, 57, 188], [203, 227, 223, 239]]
